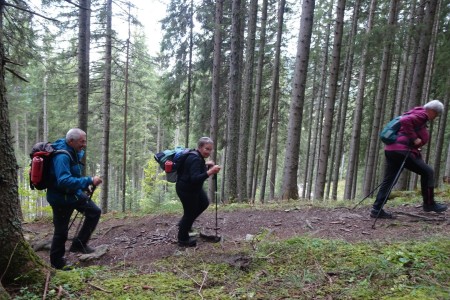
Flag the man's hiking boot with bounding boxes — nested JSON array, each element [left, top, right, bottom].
[[423, 202, 448, 213], [51, 258, 74, 271], [69, 242, 96, 254], [178, 237, 197, 247], [370, 208, 394, 219]]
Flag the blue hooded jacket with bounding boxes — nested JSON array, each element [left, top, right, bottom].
[[46, 138, 93, 206]]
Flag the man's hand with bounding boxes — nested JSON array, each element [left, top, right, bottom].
[[92, 176, 103, 186]]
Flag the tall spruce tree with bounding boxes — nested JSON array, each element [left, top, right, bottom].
[[281, 0, 315, 200], [0, 1, 48, 295]]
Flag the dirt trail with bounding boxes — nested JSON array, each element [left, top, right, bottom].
[[24, 205, 449, 270]]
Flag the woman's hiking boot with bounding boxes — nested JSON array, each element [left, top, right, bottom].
[[178, 237, 197, 247], [370, 208, 394, 219], [422, 187, 448, 213], [423, 202, 448, 213]]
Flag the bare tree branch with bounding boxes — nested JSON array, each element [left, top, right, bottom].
[[4, 2, 59, 22], [5, 67, 29, 82], [63, 0, 90, 10]]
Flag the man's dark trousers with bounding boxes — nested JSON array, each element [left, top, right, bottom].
[[50, 200, 101, 268]]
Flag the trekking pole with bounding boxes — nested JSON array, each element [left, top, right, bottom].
[[199, 174, 221, 242], [73, 212, 85, 239], [71, 185, 96, 238], [372, 150, 411, 229], [352, 181, 384, 210], [68, 211, 80, 232], [214, 173, 218, 238]]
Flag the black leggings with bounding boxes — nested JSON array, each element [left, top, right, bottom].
[[373, 151, 434, 209], [176, 188, 209, 241]]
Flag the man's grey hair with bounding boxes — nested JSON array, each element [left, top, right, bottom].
[[66, 128, 86, 142], [198, 137, 214, 148], [424, 100, 444, 115]]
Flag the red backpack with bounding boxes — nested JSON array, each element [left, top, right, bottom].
[[29, 142, 73, 190]]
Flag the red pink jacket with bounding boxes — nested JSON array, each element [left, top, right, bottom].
[[384, 106, 429, 157]]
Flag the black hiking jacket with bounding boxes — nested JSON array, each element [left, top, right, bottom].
[[176, 150, 208, 192]]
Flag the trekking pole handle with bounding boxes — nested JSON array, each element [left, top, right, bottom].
[[86, 185, 97, 202]]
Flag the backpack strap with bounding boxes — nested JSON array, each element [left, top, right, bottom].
[[53, 149, 77, 165], [176, 150, 200, 174]]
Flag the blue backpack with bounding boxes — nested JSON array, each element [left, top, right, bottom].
[[153, 147, 197, 182], [379, 115, 402, 144]]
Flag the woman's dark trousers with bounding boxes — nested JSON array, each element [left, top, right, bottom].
[[373, 151, 434, 210], [176, 188, 209, 241]]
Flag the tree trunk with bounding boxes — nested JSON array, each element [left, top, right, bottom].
[[421, 0, 440, 103], [321, 0, 337, 200], [444, 131, 450, 178], [408, 0, 438, 106], [78, 0, 90, 132], [224, 0, 242, 201], [78, 0, 91, 174], [394, 2, 417, 191], [247, 0, 268, 201], [24, 112, 28, 156], [281, 0, 315, 200], [304, 8, 330, 199], [209, 0, 223, 202], [260, 0, 285, 203], [0, 3, 47, 293], [343, 0, 376, 200], [122, 3, 131, 212], [433, 90, 449, 186], [185, 0, 194, 148], [101, 0, 112, 214], [331, 0, 359, 200], [315, 0, 346, 200], [302, 65, 317, 199], [363, 0, 399, 197], [43, 75, 48, 141], [270, 94, 279, 200], [307, 86, 324, 200], [237, 0, 258, 201]]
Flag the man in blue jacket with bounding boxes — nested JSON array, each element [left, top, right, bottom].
[[48, 128, 103, 270]]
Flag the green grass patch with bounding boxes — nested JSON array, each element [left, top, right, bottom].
[[20, 236, 449, 299]]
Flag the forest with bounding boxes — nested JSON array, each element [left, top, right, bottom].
[[4, 0, 450, 213], [0, 0, 449, 298]]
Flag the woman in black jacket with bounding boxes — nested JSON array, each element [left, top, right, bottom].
[[176, 137, 221, 247]]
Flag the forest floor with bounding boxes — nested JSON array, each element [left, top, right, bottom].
[[23, 200, 450, 272]]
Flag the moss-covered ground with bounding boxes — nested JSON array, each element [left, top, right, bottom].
[[14, 235, 450, 299]]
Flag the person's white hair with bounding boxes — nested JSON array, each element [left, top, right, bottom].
[[424, 100, 444, 115], [198, 137, 214, 148], [66, 128, 86, 142]]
